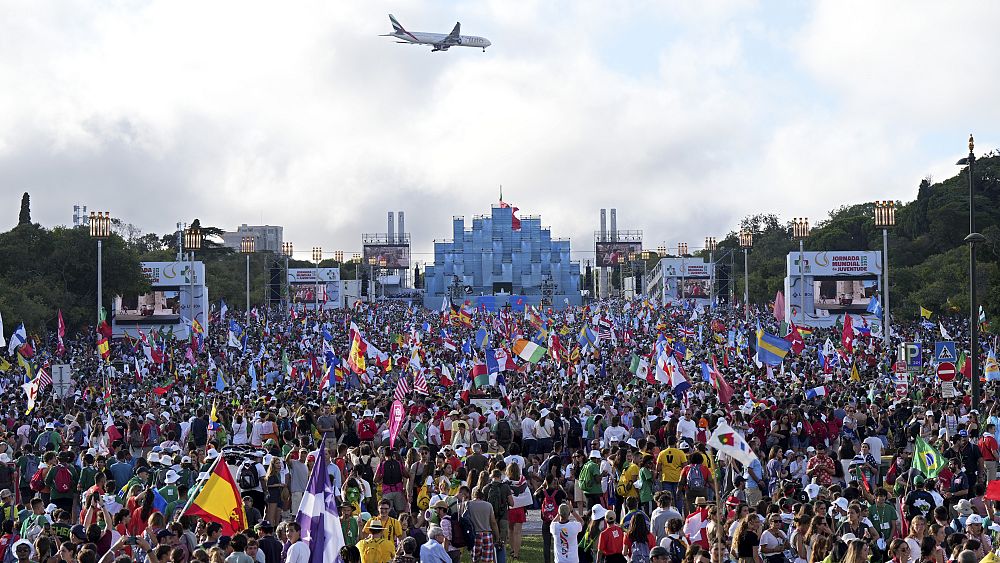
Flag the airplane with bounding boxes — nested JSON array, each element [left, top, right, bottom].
[[381, 14, 491, 52]]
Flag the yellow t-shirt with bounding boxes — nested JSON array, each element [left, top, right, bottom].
[[620, 463, 641, 498], [364, 517, 403, 545], [656, 448, 687, 482], [358, 536, 396, 563]]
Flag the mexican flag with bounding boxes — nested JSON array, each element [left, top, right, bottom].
[[513, 339, 547, 363], [913, 436, 946, 478], [629, 354, 651, 383]]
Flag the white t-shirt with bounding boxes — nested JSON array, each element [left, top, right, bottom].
[[677, 418, 697, 441], [535, 419, 554, 440], [522, 418, 537, 440], [286, 540, 311, 563], [551, 520, 583, 563], [760, 529, 786, 554]]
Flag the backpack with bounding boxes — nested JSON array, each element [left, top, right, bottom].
[[496, 420, 513, 443], [616, 469, 635, 498], [685, 466, 706, 490], [540, 489, 559, 522], [629, 538, 651, 563], [356, 457, 375, 485], [18, 456, 37, 488], [665, 536, 687, 563], [485, 482, 509, 521], [238, 462, 260, 491], [450, 512, 475, 549], [29, 467, 46, 492], [568, 419, 583, 441], [380, 460, 402, 485], [361, 538, 392, 562], [36, 432, 51, 450], [0, 465, 13, 491], [53, 465, 73, 494]]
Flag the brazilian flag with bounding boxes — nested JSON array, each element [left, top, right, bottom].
[[913, 436, 946, 478]]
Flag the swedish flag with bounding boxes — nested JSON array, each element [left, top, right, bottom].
[[756, 329, 791, 366]]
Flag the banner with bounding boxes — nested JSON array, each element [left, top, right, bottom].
[[388, 400, 405, 448]]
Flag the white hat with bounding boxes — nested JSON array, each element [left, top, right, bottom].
[[148, 452, 160, 464], [44, 503, 58, 514], [456, 446, 468, 457], [966, 514, 985, 526], [206, 449, 219, 460], [806, 446, 816, 453], [181, 456, 192, 464], [164, 470, 180, 484], [540, 408, 550, 418], [925, 410, 934, 417], [146, 413, 155, 420], [626, 438, 639, 449], [363, 409, 373, 418], [834, 498, 849, 511], [11, 539, 32, 557], [842, 533, 858, 542], [589, 450, 602, 459], [591, 504, 608, 521], [491, 402, 503, 412], [0, 453, 11, 464], [44, 422, 54, 430]]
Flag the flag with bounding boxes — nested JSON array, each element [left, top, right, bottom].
[[578, 326, 597, 348], [348, 331, 366, 374], [980, 305, 988, 331], [0, 310, 4, 349], [413, 370, 429, 395], [805, 386, 827, 399], [22, 375, 43, 415], [661, 354, 690, 394], [96, 337, 110, 361], [475, 326, 489, 349], [773, 291, 785, 322], [181, 455, 247, 535], [219, 300, 228, 322], [7, 323, 26, 356], [705, 358, 733, 404], [867, 296, 883, 319], [499, 199, 521, 230], [936, 322, 952, 341], [485, 348, 516, 374], [227, 321, 242, 349], [629, 354, 651, 383], [755, 329, 791, 366], [56, 310, 65, 356], [708, 420, 758, 466], [985, 349, 1000, 382], [439, 365, 453, 387], [393, 374, 410, 403], [919, 306, 932, 319], [512, 339, 547, 363], [784, 324, 805, 355], [850, 363, 861, 382], [958, 350, 971, 378], [912, 436, 946, 478], [841, 314, 854, 353]]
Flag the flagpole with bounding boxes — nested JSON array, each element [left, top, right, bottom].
[[176, 453, 223, 523]]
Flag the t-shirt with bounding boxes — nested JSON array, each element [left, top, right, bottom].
[[364, 517, 402, 545], [597, 525, 625, 555], [551, 520, 583, 563], [358, 537, 395, 563], [867, 501, 897, 539], [656, 448, 687, 482]]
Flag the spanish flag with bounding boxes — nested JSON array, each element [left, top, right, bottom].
[[96, 337, 111, 361], [181, 455, 247, 535], [348, 331, 366, 374]]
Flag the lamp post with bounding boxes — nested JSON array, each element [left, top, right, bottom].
[[241, 236, 255, 318], [282, 242, 293, 317], [739, 230, 753, 322], [183, 226, 202, 332], [957, 134, 984, 410], [89, 211, 111, 326], [367, 257, 378, 303], [678, 243, 688, 301], [705, 237, 717, 307], [873, 201, 896, 349], [792, 218, 810, 325], [312, 247, 322, 311]]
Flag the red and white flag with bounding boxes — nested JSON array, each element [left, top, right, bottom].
[[393, 374, 410, 402], [56, 310, 66, 357], [413, 369, 429, 395]]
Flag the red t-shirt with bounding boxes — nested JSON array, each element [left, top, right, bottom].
[[597, 525, 625, 555], [980, 435, 999, 461], [624, 532, 655, 555]]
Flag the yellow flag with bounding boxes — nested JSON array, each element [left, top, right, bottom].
[[851, 363, 860, 382], [920, 306, 933, 319], [210, 399, 218, 423], [0, 357, 10, 372]]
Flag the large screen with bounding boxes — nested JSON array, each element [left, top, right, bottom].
[[363, 244, 410, 269], [812, 277, 878, 316], [595, 242, 641, 267]]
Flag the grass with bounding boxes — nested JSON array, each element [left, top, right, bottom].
[[519, 535, 545, 563]]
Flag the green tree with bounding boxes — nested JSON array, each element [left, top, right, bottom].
[[17, 192, 30, 225]]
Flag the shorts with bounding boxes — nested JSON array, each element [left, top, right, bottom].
[[473, 531, 496, 563], [507, 507, 526, 524]]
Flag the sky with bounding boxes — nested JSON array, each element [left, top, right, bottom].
[[2, 0, 999, 266]]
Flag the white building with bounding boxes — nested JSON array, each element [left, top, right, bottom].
[[221, 224, 284, 253]]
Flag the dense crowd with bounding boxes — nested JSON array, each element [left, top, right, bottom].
[[0, 297, 997, 563]]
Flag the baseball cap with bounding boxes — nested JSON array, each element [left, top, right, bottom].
[[650, 546, 669, 559], [967, 514, 984, 526]]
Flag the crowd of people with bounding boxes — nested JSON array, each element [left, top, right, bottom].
[[0, 296, 997, 563]]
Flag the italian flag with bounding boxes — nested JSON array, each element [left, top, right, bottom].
[[513, 339, 547, 363]]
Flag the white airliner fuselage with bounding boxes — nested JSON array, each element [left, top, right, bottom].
[[382, 15, 491, 52]]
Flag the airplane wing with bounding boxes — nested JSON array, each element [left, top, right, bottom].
[[432, 22, 461, 50]]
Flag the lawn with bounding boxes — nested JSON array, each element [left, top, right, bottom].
[[519, 535, 545, 563]]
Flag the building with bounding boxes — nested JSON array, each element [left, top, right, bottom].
[[423, 204, 581, 310], [221, 224, 284, 253]]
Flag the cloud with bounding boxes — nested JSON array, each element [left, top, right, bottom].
[[0, 0, 997, 268]]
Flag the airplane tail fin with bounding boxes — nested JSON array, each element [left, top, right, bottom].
[[389, 14, 405, 34]]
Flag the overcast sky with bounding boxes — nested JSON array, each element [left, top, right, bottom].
[[2, 0, 998, 265]]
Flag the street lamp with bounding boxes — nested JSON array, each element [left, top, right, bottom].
[[873, 201, 896, 349], [792, 218, 810, 325], [312, 247, 323, 311], [957, 134, 983, 410], [241, 236, 255, 317], [89, 211, 111, 326], [677, 243, 688, 300], [367, 257, 378, 303], [183, 226, 202, 332], [739, 230, 753, 322], [705, 237, 717, 308], [282, 242, 293, 316]]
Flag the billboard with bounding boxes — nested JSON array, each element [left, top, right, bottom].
[[595, 242, 641, 267], [658, 258, 714, 304], [784, 251, 882, 328], [288, 268, 341, 309], [113, 261, 209, 339], [363, 244, 410, 269]]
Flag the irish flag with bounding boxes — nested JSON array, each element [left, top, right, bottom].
[[513, 339, 547, 363]]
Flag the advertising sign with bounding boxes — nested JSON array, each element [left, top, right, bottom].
[[141, 262, 206, 286], [363, 244, 410, 269], [658, 258, 715, 303], [595, 242, 642, 267], [288, 268, 341, 308], [784, 251, 882, 328]]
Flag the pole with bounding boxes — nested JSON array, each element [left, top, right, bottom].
[[189, 251, 195, 331], [799, 239, 805, 325], [968, 150, 981, 410], [315, 262, 320, 312], [284, 255, 289, 319], [743, 248, 749, 322], [709, 250, 715, 308], [681, 256, 686, 301], [97, 239, 103, 325], [882, 228, 890, 349], [245, 254, 250, 319]]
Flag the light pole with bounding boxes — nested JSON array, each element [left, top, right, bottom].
[[312, 247, 323, 311], [739, 230, 753, 322], [678, 243, 688, 301], [89, 211, 111, 326], [873, 201, 896, 349], [792, 218, 810, 325], [241, 236, 255, 318], [282, 242, 293, 317], [957, 134, 984, 410], [705, 237, 717, 307], [184, 226, 202, 331], [379, 257, 387, 300], [367, 257, 377, 303]]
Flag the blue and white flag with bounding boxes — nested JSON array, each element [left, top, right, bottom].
[[805, 386, 827, 399], [296, 442, 345, 563], [227, 320, 242, 349], [219, 300, 228, 323], [7, 323, 26, 356], [866, 296, 882, 319], [0, 310, 5, 349]]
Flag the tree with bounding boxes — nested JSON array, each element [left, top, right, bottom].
[[17, 192, 30, 225]]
